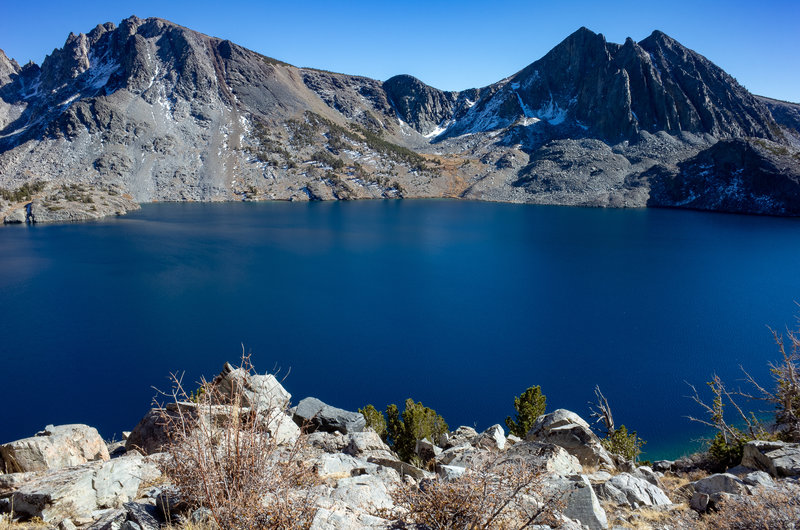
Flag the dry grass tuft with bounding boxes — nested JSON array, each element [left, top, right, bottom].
[[381, 454, 562, 529], [0, 515, 50, 529], [701, 482, 800, 529], [157, 355, 318, 530]]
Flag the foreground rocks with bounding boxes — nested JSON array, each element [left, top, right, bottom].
[[3, 451, 160, 525], [7, 361, 800, 529]]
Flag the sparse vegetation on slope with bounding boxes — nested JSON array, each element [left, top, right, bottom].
[[156, 356, 318, 529]]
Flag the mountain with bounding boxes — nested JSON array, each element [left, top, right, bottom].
[[1, 17, 799, 222]]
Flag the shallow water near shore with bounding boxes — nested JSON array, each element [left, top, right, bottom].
[[2, 199, 800, 460]]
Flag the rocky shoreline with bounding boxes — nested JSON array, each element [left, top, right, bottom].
[[2, 362, 799, 529]]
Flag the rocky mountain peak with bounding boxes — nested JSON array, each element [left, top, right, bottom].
[[1, 18, 798, 220], [383, 74, 458, 134], [0, 49, 21, 87]]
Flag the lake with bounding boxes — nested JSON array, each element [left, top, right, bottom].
[[2, 199, 800, 460]]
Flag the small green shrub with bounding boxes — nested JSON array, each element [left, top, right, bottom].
[[359, 404, 387, 440], [0, 181, 45, 202], [601, 424, 646, 463], [362, 399, 448, 463], [505, 385, 547, 438], [708, 431, 748, 470], [388, 399, 449, 463]]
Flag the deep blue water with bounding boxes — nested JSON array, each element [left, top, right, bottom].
[[2, 200, 800, 460]]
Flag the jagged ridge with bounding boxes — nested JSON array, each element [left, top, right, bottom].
[[1, 18, 799, 222]]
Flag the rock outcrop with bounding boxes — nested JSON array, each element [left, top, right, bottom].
[[0, 425, 109, 473], [293, 397, 366, 434], [741, 440, 800, 477], [526, 409, 616, 468]]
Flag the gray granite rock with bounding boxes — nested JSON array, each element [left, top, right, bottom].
[[595, 472, 671, 508], [741, 440, 800, 477], [8, 452, 160, 524], [692, 473, 747, 495], [213, 362, 291, 411], [502, 441, 582, 476], [442, 426, 478, 449], [544, 475, 608, 530], [526, 409, 615, 468], [331, 474, 394, 512], [414, 438, 442, 462], [125, 409, 179, 455], [436, 464, 466, 481], [293, 397, 366, 434], [123, 502, 161, 530], [474, 424, 506, 451], [742, 470, 775, 488], [0, 425, 109, 473]]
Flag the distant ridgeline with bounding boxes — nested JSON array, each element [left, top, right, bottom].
[[1, 17, 800, 223]]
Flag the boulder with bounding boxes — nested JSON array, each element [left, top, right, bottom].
[[213, 362, 291, 411], [11, 464, 100, 523], [691, 490, 739, 513], [652, 460, 673, 473], [442, 426, 478, 449], [330, 475, 394, 511], [545, 475, 608, 530], [344, 431, 394, 460], [414, 438, 442, 462], [123, 502, 161, 530], [312, 453, 374, 480], [502, 441, 582, 476], [690, 492, 710, 513], [293, 397, 365, 434], [437, 445, 481, 468], [594, 472, 671, 508], [741, 440, 800, 477], [93, 453, 161, 509], [310, 503, 391, 529], [0, 425, 109, 473], [436, 464, 466, 481], [9, 453, 161, 524], [692, 473, 747, 495], [307, 431, 350, 454], [526, 409, 614, 468], [125, 409, 179, 455], [725, 464, 755, 476], [742, 470, 775, 488], [632, 465, 663, 488], [260, 410, 301, 446], [474, 424, 506, 451]]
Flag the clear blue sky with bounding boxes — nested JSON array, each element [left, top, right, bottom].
[[1, 0, 798, 102]]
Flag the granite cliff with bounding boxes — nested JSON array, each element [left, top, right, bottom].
[[1, 17, 799, 222]]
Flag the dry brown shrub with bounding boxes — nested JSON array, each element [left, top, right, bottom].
[[701, 482, 800, 530], [0, 515, 50, 529], [383, 455, 562, 529], [156, 355, 318, 530], [659, 470, 709, 502]]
